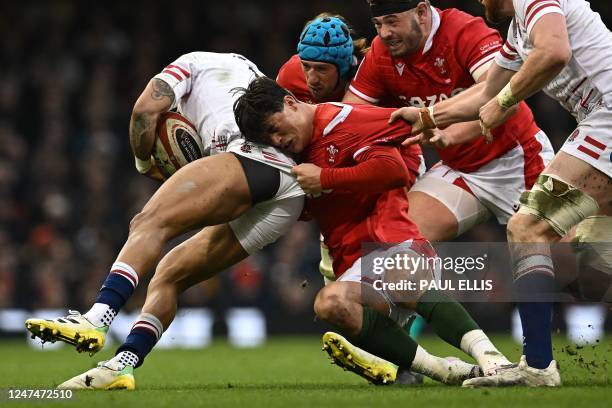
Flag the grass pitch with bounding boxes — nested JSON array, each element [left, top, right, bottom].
[[1, 335, 609, 407]]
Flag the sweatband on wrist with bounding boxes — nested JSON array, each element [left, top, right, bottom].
[[496, 82, 519, 109], [419, 106, 436, 130]]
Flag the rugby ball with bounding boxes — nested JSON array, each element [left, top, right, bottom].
[[152, 112, 203, 178]]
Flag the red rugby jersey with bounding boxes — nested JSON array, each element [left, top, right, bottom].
[[349, 8, 541, 173], [277, 54, 424, 182], [302, 103, 423, 277]]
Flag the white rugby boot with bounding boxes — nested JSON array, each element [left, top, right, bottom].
[[57, 360, 135, 390], [462, 355, 561, 387]]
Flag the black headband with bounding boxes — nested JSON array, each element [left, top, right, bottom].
[[368, 0, 423, 17]]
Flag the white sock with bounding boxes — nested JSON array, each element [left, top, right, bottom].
[[410, 346, 456, 384], [84, 303, 117, 328], [109, 351, 139, 370], [460, 329, 511, 373]]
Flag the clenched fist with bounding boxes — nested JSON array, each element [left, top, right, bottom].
[[292, 163, 323, 195]]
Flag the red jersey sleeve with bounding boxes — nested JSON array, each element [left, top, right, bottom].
[[348, 105, 413, 160], [348, 39, 387, 103], [320, 145, 408, 192], [452, 11, 503, 81], [276, 55, 314, 103]]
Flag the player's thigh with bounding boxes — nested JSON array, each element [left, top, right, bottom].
[[408, 176, 490, 241], [229, 195, 304, 256], [140, 153, 251, 233], [153, 223, 248, 292], [407, 191, 458, 241], [544, 151, 611, 214]]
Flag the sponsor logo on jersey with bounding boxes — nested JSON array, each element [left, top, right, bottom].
[[398, 88, 466, 107], [480, 40, 502, 54], [214, 134, 229, 151], [326, 144, 339, 164], [395, 62, 405, 76]]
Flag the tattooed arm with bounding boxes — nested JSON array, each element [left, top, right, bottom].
[[129, 78, 175, 161]]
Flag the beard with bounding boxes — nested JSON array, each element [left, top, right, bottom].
[[388, 17, 424, 58], [483, 0, 507, 23]]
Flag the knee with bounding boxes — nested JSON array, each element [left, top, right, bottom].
[[129, 210, 155, 234], [314, 287, 355, 329], [128, 206, 170, 239]]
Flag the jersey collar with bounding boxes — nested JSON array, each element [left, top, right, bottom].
[[422, 6, 441, 55]]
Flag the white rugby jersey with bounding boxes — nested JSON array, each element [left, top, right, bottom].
[[495, 0, 612, 120], [154, 52, 264, 156]]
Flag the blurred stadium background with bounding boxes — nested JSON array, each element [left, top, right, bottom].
[[0, 0, 610, 351]]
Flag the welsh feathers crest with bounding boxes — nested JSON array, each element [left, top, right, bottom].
[[434, 56, 447, 76], [326, 144, 339, 164]]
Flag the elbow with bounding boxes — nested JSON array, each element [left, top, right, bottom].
[[131, 100, 159, 118], [387, 162, 410, 189], [546, 47, 572, 71], [394, 172, 411, 189]]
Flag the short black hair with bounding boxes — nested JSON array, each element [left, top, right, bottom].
[[233, 77, 291, 144]]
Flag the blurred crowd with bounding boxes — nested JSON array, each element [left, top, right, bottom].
[[0, 1, 610, 332]]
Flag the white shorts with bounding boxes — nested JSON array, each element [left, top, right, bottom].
[[337, 240, 441, 326], [561, 106, 612, 178], [227, 138, 301, 187], [410, 131, 554, 234], [227, 139, 305, 254]]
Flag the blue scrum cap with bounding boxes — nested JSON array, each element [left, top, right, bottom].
[[297, 17, 354, 78]]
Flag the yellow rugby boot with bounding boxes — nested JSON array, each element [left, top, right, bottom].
[[25, 310, 108, 354], [57, 360, 135, 390], [322, 331, 396, 385]]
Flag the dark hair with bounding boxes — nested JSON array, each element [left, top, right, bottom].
[[233, 77, 291, 144]]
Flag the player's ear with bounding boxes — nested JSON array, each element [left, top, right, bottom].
[[416, 2, 429, 21], [284, 95, 299, 110]]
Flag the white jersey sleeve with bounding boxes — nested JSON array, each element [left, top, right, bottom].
[[154, 53, 198, 110], [513, 0, 564, 37], [494, 24, 523, 72]]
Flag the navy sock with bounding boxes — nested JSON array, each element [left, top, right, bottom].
[[116, 313, 163, 368], [515, 272, 555, 369], [95, 262, 139, 312], [517, 302, 553, 369]]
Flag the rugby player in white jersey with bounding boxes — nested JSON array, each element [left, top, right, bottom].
[[391, 0, 611, 387], [24, 52, 304, 390]]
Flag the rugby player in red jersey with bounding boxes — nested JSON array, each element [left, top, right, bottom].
[[344, 0, 553, 242], [233, 76, 514, 386], [325, 0, 554, 383], [277, 15, 427, 384]]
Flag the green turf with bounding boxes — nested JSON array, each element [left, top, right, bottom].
[[0, 335, 609, 407]]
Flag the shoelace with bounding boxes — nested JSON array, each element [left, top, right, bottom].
[[489, 363, 519, 375]]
